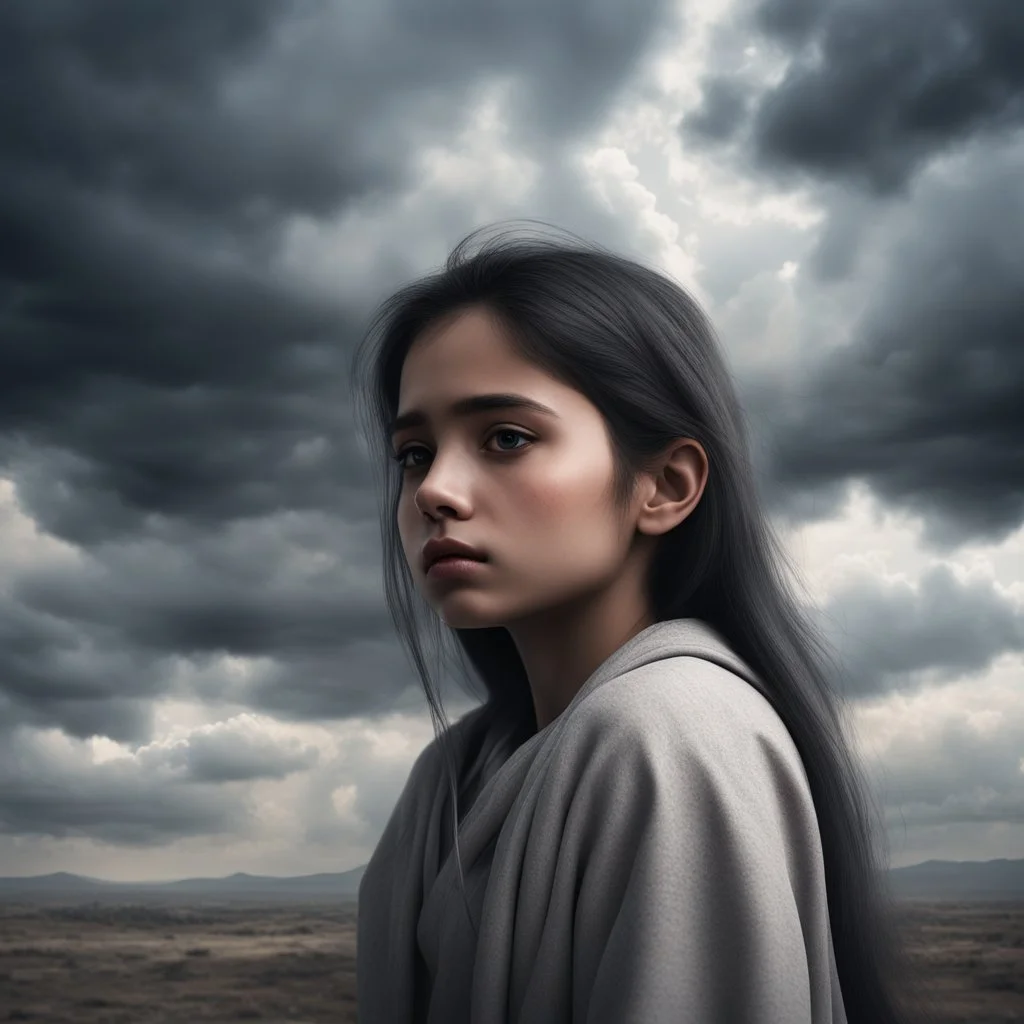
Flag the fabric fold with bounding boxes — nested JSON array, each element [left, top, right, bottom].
[[357, 617, 847, 1024]]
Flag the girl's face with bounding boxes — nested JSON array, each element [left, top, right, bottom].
[[393, 306, 642, 630]]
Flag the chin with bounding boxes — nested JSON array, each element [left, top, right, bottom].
[[438, 606, 501, 630], [431, 594, 508, 630]]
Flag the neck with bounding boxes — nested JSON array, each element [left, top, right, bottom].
[[505, 555, 656, 731]]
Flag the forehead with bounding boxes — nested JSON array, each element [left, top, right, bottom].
[[399, 308, 552, 399]]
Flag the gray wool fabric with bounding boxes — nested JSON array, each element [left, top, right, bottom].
[[357, 618, 848, 1023]]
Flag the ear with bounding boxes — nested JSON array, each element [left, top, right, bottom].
[[635, 439, 708, 538]]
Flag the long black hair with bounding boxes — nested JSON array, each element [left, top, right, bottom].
[[348, 220, 936, 1024]]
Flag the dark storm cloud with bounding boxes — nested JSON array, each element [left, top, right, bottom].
[[753, 0, 1024, 193], [819, 564, 1024, 700], [1, 0, 675, 544], [12, 516, 390, 658], [0, 714, 320, 842], [0, 727, 252, 845], [0, 0, 677, 768], [688, 0, 1024, 194], [682, 76, 752, 141], [0, 592, 164, 742], [681, 0, 1024, 545], [758, 144, 1024, 546], [178, 723, 320, 783], [0, 514, 404, 741], [753, 0, 822, 41]]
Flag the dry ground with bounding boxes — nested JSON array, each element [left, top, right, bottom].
[[897, 901, 1024, 1024], [0, 901, 356, 1023], [0, 899, 1021, 1023]]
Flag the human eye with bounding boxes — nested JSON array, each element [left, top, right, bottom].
[[390, 444, 428, 470], [390, 427, 533, 472], [484, 427, 534, 454]]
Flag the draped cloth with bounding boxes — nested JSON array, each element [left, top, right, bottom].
[[357, 617, 848, 1023]]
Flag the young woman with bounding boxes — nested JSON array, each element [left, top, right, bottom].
[[349, 222, 935, 1023]]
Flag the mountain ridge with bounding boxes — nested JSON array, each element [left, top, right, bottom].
[[1, 859, 1022, 903]]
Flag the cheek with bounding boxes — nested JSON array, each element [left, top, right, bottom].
[[517, 450, 612, 513], [508, 461, 613, 544]]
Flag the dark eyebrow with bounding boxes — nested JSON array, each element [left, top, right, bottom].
[[390, 393, 559, 437]]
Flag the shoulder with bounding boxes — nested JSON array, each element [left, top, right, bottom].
[[585, 655, 790, 740], [559, 655, 811, 801], [532, 657, 826, 898]]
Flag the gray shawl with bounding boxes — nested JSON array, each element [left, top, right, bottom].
[[357, 618, 848, 1023]]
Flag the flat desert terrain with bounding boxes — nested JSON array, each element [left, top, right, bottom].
[[0, 899, 1021, 1023]]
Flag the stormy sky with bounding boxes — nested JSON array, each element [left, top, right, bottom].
[[1, 0, 1021, 881]]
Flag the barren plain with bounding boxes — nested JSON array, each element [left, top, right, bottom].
[[0, 900, 1021, 1023]]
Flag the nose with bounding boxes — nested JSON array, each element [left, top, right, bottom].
[[412, 451, 473, 519]]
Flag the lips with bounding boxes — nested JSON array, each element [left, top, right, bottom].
[[421, 537, 487, 572]]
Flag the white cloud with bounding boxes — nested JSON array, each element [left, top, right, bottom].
[[276, 75, 540, 308], [0, 705, 450, 880], [776, 485, 1024, 865], [0, 476, 83, 578], [579, 145, 703, 295], [784, 483, 1024, 605]]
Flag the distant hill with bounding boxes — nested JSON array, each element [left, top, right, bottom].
[[0, 859, 1021, 904], [0, 865, 365, 904], [887, 858, 1024, 902]]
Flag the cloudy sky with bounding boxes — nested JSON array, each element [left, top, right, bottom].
[[1, 0, 1022, 882]]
